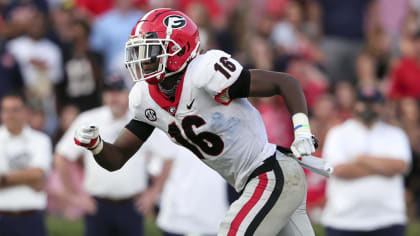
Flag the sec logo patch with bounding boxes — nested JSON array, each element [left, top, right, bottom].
[[145, 109, 157, 121]]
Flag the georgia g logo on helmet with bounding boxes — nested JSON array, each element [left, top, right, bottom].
[[163, 15, 187, 29], [125, 9, 200, 84]]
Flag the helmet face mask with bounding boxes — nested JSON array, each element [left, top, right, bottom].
[[124, 9, 200, 84], [125, 37, 182, 83]]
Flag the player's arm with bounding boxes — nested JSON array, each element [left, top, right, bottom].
[[94, 128, 144, 171], [229, 69, 314, 157], [247, 69, 307, 114], [74, 120, 154, 171]]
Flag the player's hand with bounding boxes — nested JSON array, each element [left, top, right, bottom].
[[291, 132, 316, 158], [74, 124, 103, 155], [291, 113, 317, 158]]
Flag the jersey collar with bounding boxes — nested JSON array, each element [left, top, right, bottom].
[[148, 73, 186, 116]]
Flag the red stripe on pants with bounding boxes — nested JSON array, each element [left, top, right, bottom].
[[227, 173, 268, 236]]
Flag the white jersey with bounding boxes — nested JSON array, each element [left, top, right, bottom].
[[0, 126, 52, 210], [129, 50, 276, 191]]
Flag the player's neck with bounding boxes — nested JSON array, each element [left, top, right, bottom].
[[158, 71, 184, 101]]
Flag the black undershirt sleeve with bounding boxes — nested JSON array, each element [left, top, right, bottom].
[[125, 119, 155, 141], [228, 68, 251, 99]]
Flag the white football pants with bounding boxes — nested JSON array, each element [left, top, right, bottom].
[[218, 151, 315, 236]]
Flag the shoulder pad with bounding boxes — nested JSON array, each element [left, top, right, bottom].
[[129, 82, 146, 112], [188, 50, 234, 88]]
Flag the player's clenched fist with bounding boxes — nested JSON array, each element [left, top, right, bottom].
[[74, 124, 103, 155], [291, 113, 316, 158]]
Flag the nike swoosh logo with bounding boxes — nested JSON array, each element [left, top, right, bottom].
[[186, 99, 195, 109]]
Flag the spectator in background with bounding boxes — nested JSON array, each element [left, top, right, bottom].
[[57, 19, 103, 112], [6, 7, 63, 135], [6, 7, 62, 92], [321, 88, 411, 236], [389, 28, 420, 100], [313, 0, 375, 83], [89, 0, 143, 73], [270, 1, 303, 55], [0, 92, 53, 236], [54, 74, 169, 236]]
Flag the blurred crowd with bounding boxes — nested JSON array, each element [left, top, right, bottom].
[[1, 0, 420, 232]]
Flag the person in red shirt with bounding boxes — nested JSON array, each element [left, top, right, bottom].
[[389, 29, 420, 100]]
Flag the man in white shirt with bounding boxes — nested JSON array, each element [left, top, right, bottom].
[[55, 74, 169, 236], [0, 92, 53, 236], [321, 88, 411, 236]]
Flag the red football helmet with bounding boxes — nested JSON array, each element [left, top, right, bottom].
[[125, 8, 200, 84]]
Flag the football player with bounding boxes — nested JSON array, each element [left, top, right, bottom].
[[75, 8, 316, 236]]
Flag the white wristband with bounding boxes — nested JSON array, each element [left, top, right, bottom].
[[292, 113, 310, 134], [90, 138, 104, 155]]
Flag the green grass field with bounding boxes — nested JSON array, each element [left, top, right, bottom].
[[46, 215, 420, 236]]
